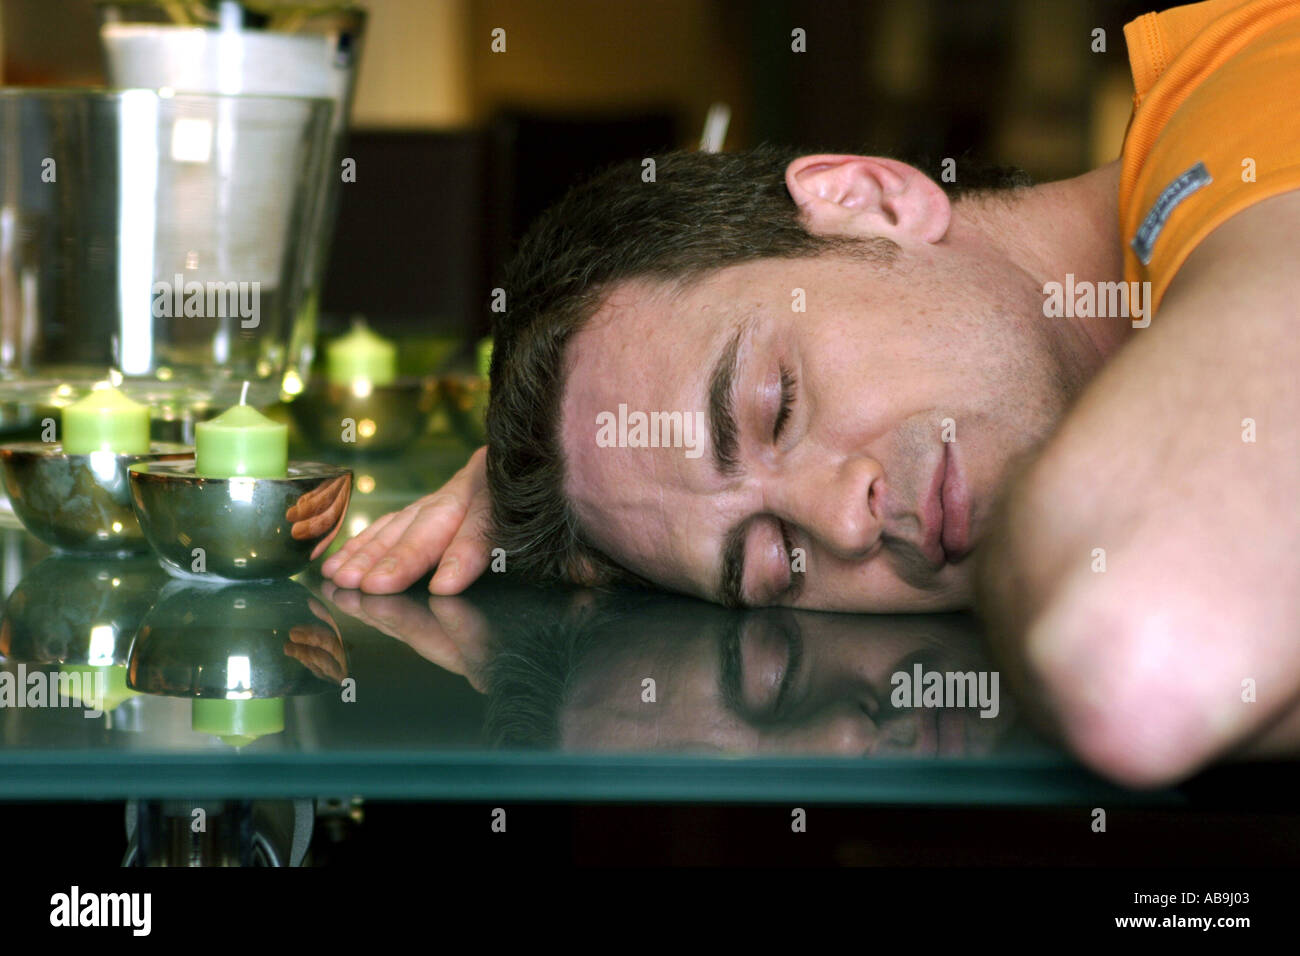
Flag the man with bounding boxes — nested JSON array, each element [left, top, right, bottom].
[[318, 579, 1021, 757], [486, 597, 1022, 759], [325, 0, 1300, 786]]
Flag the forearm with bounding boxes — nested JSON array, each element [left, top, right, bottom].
[[976, 194, 1300, 785]]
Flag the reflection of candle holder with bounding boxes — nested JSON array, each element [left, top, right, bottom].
[[289, 376, 439, 453], [128, 460, 352, 580], [0, 442, 192, 553], [439, 373, 489, 446], [127, 579, 347, 747], [0, 554, 169, 711]]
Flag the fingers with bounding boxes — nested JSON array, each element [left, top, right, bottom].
[[286, 474, 341, 522], [429, 486, 492, 595], [320, 579, 359, 615], [325, 585, 434, 643], [288, 621, 347, 667], [357, 492, 468, 593], [305, 479, 353, 559], [290, 475, 351, 539], [306, 596, 335, 627], [283, 634, 346, 683], [318, 556, 488, 693], [322, 585, 459, 672], [322, 447, 490, 593], [324, 506, 421, 589], [358, 591, 439, 643], [321, 509, 396, 577], [427, 596, 490, 692]]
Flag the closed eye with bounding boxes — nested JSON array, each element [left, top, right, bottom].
[[773, 364, 796, 440]]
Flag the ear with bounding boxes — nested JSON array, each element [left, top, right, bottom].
[[785, 154, 951, 244]]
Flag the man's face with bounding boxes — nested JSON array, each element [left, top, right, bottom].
[[560, 166, 1084, 612], [561, 608, 1014, 756]]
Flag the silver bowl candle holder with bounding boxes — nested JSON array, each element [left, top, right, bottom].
[[439, 372, 489, 447], [127, 579, 347, 746], [128, 460, 352, 581], [0, 554, 168, 665], [0, 442, 192, 553], [289, 376, 439, 453], [0, 554, 170, 714], [127, 579, 347, 698]]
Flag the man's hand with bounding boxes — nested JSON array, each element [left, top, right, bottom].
[[320, 581, 488, 692], [322, 447, 491, 594], [978, 192, 1300, 787], [283, 598, 349, 684]]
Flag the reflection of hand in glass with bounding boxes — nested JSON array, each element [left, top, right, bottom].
[[321, 580, 487, 692], [282, 597, 348, 684], [283, 598, 348, 681], [286, 475, 352, 559]]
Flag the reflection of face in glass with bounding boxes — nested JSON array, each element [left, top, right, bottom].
[[554, 603, 1019, 758]]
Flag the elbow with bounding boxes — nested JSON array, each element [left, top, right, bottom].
[[976, 459, 1227, 789], [1012, 573, 1234, 789]]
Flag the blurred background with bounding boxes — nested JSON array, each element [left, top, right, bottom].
[[1, 0, 1153, 344]]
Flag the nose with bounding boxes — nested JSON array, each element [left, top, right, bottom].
[[803, 708, 877, 755], [797, 699, 910, 755], [765, 452, 883, 559]]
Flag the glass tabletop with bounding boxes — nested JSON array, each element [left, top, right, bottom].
[[0, 432, 1272, 807]]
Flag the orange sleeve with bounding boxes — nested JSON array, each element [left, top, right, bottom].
[[1120, 0, 1300, 311]]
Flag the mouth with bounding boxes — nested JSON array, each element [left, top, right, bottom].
[[921, 443, 973, 567], [940, 444, 972, 563]]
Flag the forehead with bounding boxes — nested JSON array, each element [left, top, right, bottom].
[[573, 278, 722, 403], [559, 274, 751, 596], [561, 605, 772, 751]]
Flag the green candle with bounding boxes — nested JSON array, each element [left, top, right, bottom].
[[192, 697, 285, 748], [326, 318, 397, 386], [61, 386, 151, 455], [476, 336, 493, 380], [195, 390, 288, 478]]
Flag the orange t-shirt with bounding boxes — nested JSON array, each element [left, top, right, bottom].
[[1121, 0, 1300, 312]]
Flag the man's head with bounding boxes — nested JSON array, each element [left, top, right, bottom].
[[488, 145, 1109, 612], [486, 592, 1019, 757]]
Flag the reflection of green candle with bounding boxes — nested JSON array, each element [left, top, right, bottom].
[[61, 386, 151, 455], [59, 664, 138, 712], [327, 318, 397, 386], [192, 697, 285, 748], [195, 391, 288, 479]]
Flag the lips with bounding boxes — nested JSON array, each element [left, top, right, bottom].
[[939, 444, 972, 562], [921, 443, 972, 567]]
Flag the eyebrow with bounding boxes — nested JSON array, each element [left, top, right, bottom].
[[709, 320, 752, 607], [707, 319, 749, 479]]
